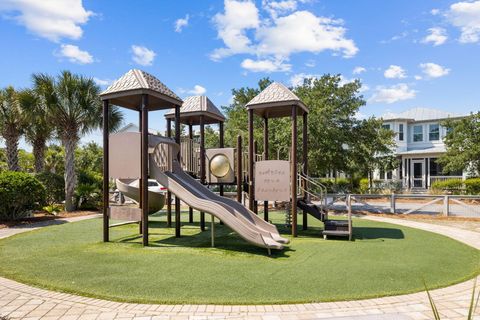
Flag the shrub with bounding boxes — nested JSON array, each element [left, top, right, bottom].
[[35, 172, 65, 205], [0, 171, 46, 220], [431, 179, 464, 194], [359, 178, 369, 194], [75, 170, 102, 210], [465, 177, 480, 195], [317, 178, 351, 193]]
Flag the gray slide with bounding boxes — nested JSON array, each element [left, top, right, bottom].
[[148, 137, 288, 251]]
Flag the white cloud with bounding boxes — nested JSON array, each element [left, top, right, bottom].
[[211, 0, 358, 65], [263, 0, 297, 18], [422, 27, 448, 46], [431, 8, 440, 15], [352, 66, 366, 74], [305, 60, 315, 67], [256, 11, 358, 58], [414, 75, 423, 80], [447, 0, 480, 43], [93, 77, 112, 86], [175, 14, 189, 32], [241, 58, 291, 72], [57, 44, 93, 64], [290, 73, 318, 86], [131, 45, 156, 66], [0, 0, 92, 42], [211, 0, 260, 60], [384, 65, 407, 79], [420, 62, 450, 78], [188, 85, 207, 95], [369, 83, 416, 104]]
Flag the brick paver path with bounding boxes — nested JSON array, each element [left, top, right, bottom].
[[0, 215, 479, 319]]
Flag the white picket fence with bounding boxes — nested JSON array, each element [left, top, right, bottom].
[[323, 194, 480, 217]]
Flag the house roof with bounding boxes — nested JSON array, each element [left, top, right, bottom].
[[100, 69, 182, 111], [164, 96, 225, 125], [383, 107, 465, 122], [117, 123, 161, 135], [245, 82, 308, 118]]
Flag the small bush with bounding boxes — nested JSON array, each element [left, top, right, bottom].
[[35, 172, 65, 205], [465, 177, 480, 195], [75, 170, 102, 210], [431, 179, 464, 194], [318, 178, 351, 193], [0, 171, 46, 220], [359, 178, 369, 194]]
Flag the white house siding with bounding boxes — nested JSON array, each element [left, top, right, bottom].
[[375, 108, 466, 190]]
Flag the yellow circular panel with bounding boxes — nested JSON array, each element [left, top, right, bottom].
[[210, 154, 230, 178]]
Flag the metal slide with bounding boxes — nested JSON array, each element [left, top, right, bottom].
[[148, 137, 288, 251]]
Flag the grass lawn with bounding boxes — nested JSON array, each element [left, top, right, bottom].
[[0, 210, 478, 304]]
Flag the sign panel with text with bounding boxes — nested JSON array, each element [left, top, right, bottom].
[[255, 160, 290, 201]]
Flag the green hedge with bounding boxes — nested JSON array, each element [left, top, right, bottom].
[[318, 178, 350, 193], [0, 171, 46, 220], [35, 172, 65, 206], [465, 178, 480, 195], [430, 178, 480, 195], [431, 179, 464, 194]]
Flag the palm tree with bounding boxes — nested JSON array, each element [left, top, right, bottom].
[[17, 89, 54, 172], [0, 86, 25, 171], [32, 71, 123, 211]]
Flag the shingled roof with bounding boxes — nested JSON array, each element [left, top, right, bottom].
[[100, 69, 182, 111], [165, 96, 225, 125], [245, 82, 308, 118]]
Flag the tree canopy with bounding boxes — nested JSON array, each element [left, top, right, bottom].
[[221, 75, 395, 178], [439, 112, 480, 176]]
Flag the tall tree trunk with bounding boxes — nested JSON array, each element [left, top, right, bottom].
[[32, 138, 46, 173], [4, 128, 20, 171], [63, 136, 78, 212]]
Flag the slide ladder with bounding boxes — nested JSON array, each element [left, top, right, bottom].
[[297, 173, 352, 239]]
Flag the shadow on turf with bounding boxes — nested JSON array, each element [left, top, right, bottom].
[[353, 227, 404, 240], [115, 220, 293, 257]]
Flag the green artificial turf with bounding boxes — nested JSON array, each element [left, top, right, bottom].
[[0, 211, 478, 304]]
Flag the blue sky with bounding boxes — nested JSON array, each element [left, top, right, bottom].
[[0, 0, 479, 149]]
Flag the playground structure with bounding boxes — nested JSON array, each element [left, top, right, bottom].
[[100, 69, 352, 252]]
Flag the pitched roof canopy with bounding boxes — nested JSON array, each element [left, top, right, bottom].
[[245, 82, 308, 118], [383, 107, 465, 122], [100, 69, 182, 111], [165, 96, 225, 125]]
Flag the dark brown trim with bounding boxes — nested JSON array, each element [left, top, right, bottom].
[[248, 109, 254, 211], [200, 115, 206, 231], [263, 117, 269, 221], [102, 100, 110, 242], [166, 118, 172, 227], [291, 105, 298, 237], [140, 94, 149, 246], [188, 124, 194, 223], [236, 135, 242, 203], [175, 105, 181, 237]]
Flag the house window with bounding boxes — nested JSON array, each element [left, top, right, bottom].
[[387, 171, 393, 179], [413, 125, 423, 142], [429, 124, 439, 141], [379, 169, 385, 180], [399, 124, 404, 141], [382, 124, 391, 130]]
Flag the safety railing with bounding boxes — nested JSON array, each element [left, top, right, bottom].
[[179, 137, 200, 175], [325, 193, 480, 217]]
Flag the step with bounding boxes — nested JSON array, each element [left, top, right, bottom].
[[322, 230, 350, 236], [324, 220, 349, 227]]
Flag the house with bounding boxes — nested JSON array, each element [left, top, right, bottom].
[[117, 123, 161, 135], [375, 107, 467, 190]]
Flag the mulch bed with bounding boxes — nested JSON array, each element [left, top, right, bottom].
[[0, 210, 99, 229]]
